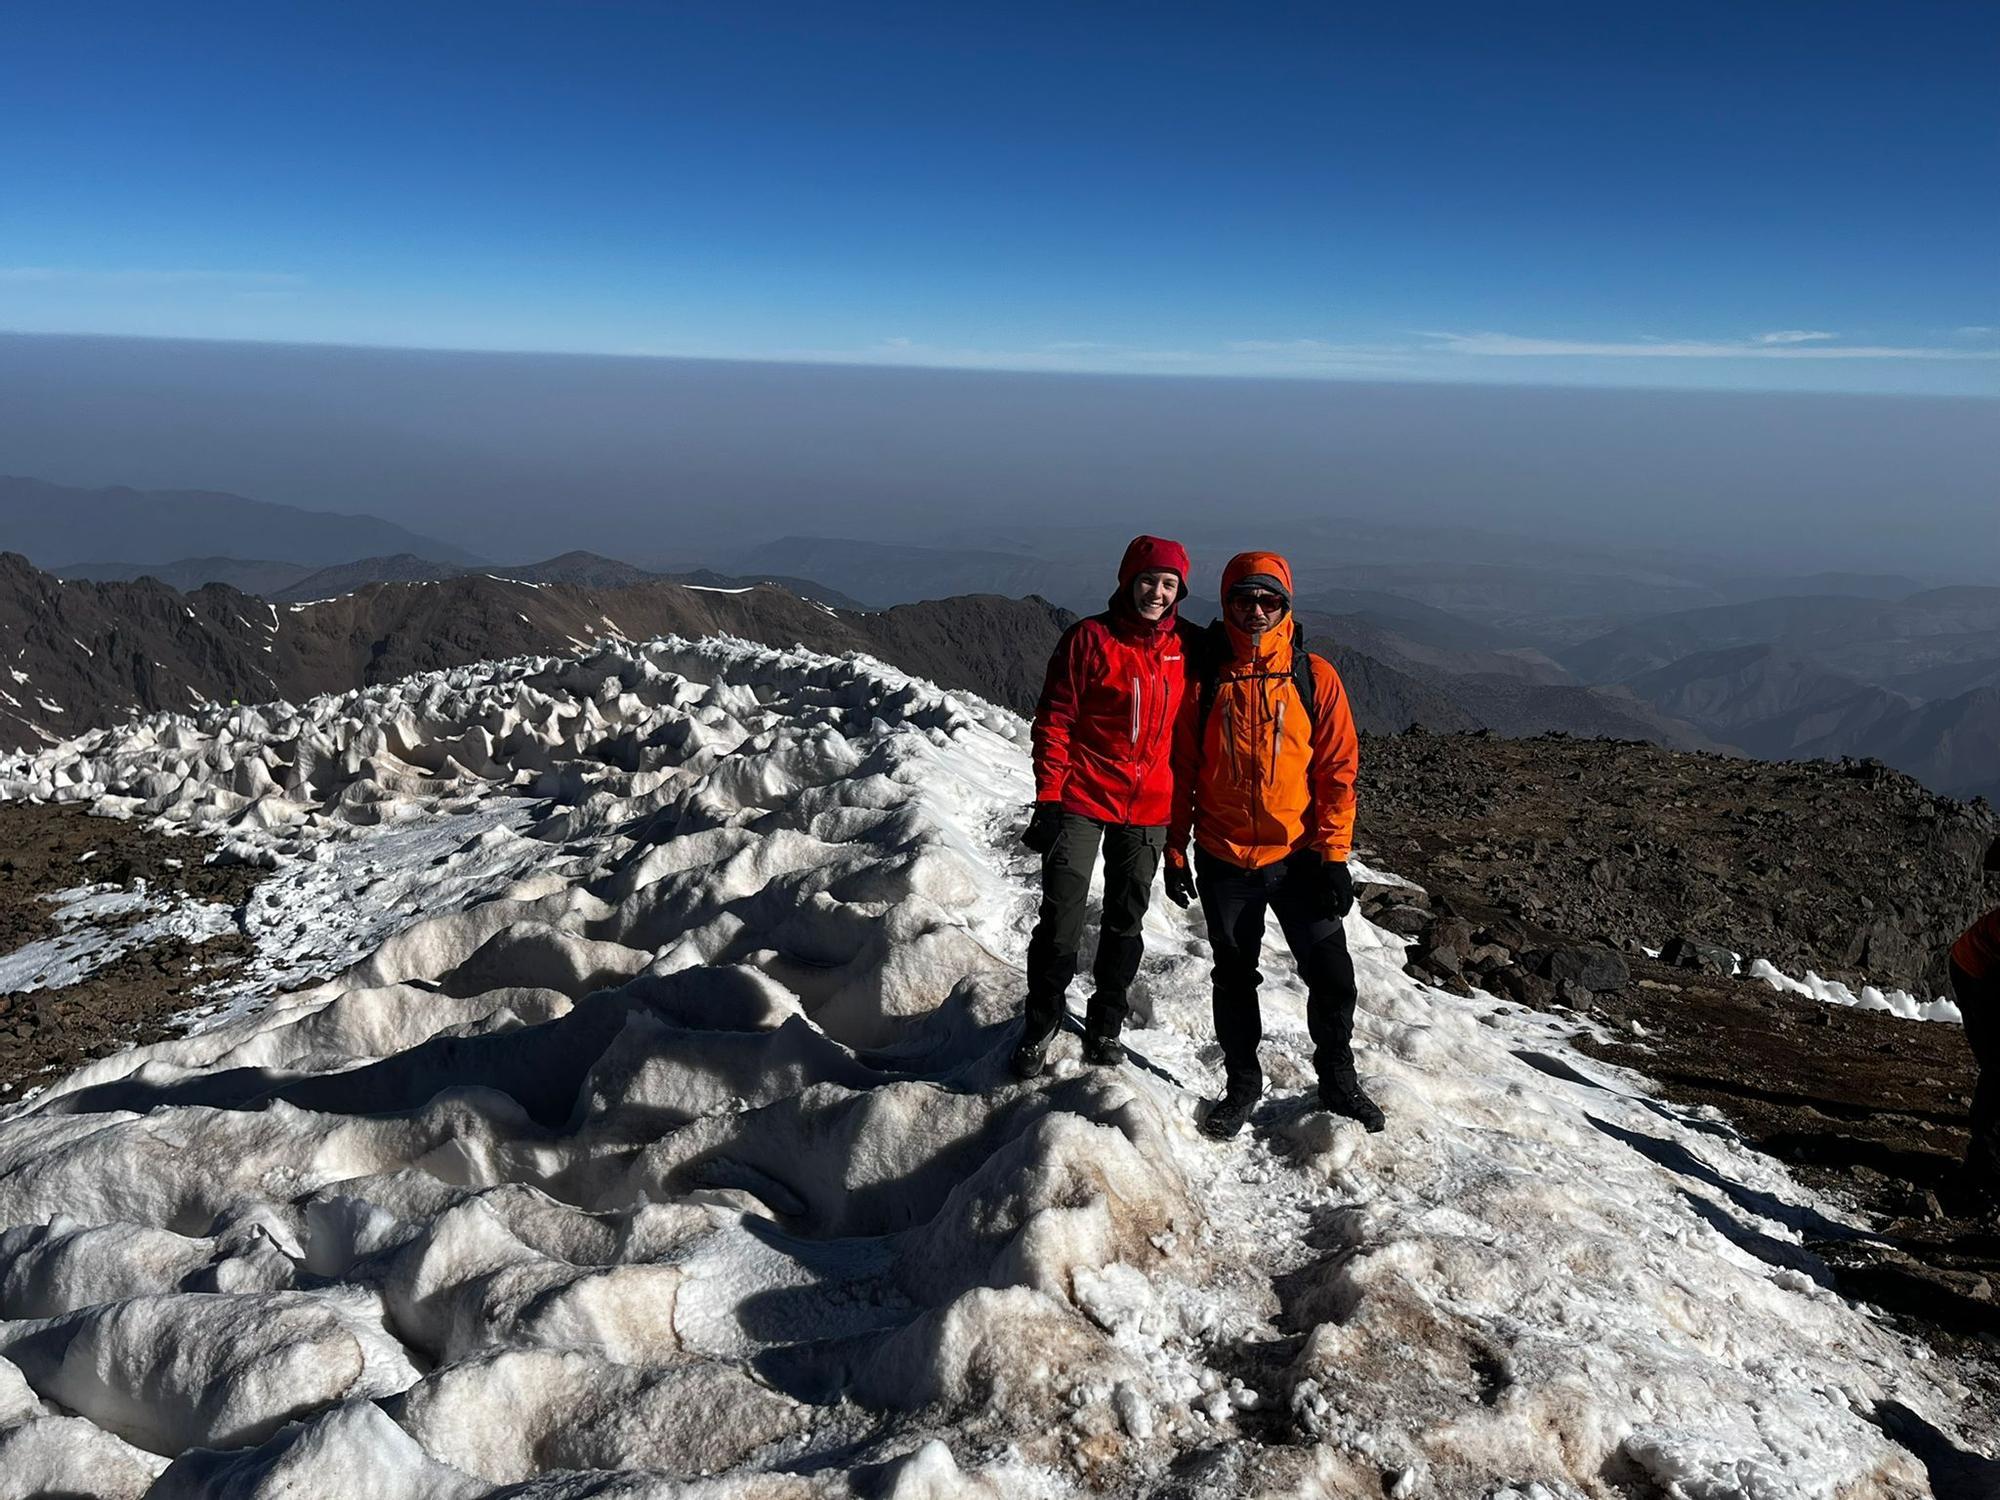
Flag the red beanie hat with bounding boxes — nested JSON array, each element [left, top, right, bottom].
[[1117, 535, 1191, 589]]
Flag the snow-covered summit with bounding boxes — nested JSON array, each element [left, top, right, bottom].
[[0, 635, 1978, 1496]]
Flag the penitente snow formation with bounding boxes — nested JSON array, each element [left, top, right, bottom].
[[0, 634, 1986, 1495]]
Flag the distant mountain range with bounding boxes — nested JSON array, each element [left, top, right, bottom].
[[2, 472, 1992, 805], [1, 476, 481, 570], [55, 556, 321, 596], [736, 536, 1106, 611], [1559, 589, 2000, 803], [58, 550, 868, 612], [0, 554, 1068, 748], [0, 552, 1730, 764]]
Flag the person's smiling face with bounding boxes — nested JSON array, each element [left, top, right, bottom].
[[1131, 569, 1181, 621]]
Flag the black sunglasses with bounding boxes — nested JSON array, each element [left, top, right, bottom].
[[1228, 591, 1287, 613]]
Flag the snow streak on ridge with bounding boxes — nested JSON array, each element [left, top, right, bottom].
[[0, 635, 1975, 1497]]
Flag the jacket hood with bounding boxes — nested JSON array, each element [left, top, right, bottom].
[[1110, 534, 1192, 631], [1220, 550, 1293, 598], [1220, 550, 1295, 661]]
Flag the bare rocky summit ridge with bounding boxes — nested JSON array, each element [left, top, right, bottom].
[[0, 553, 1070, 743], [1356, 729, 1997, 999], [58, 557, 319, 596]]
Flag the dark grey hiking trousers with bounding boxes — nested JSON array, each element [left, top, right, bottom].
[[1023, 813, 1166, 1042], [1196, 848, 1358, 1099]]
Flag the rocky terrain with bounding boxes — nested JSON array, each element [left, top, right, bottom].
[[1356, 731, 1996, 999], [0, 804, 268, 1102]]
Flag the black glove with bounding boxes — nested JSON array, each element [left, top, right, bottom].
[[1164, 858, 1197, 909], [1320, 855, 1355, 918], [1021, 801, 1064, 854]]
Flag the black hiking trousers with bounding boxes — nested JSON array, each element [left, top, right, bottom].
[[1196, 848, 1358, 1100], [1023, 813, 1166, 1043], [1951, 959, 2000, 1184]]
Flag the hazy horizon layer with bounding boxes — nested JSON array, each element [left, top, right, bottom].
[[2, 331, 1994, 577]]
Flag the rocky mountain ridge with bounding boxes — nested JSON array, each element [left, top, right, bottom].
[[63, 550, 868, 612], [0, 553, 1070, 745], [1562, 585, 2000, 802], [3, 555, 1727, 755]]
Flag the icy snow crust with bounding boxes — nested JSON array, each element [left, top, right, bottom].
[[0, 635, 1968, 1497], [0, 883, 239, 997]]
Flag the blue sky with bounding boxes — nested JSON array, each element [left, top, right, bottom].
[[3, 0, 1995, 393]]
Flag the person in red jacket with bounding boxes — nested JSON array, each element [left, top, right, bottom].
[[1013, 535, 1192, 1078], [1164, 550, 1376, 1139]]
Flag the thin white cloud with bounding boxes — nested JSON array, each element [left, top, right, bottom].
[[797, 336, 1211, 371], [0, 267, 305, 287], [1223, 338, 1407, 362], [1754, 330, 1838, 344], [1420, 330, 2000, 361], [603, 329, 2000, 384], [1953, 325, 1996, 339]]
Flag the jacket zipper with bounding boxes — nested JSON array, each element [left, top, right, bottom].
[[1124, 670, 1143, 822]]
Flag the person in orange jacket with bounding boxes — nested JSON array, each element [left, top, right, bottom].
[[1949, 846, 2000, 1201], [1165, 550, 1377, 1139]]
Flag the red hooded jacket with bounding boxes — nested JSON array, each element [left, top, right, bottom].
[[1031, 536, 1191, 827]]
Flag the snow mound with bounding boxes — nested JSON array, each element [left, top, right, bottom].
[[0, 635, 1978, 1494]]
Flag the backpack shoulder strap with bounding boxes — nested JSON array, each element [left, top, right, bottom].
[[1190, 620, 1228, 733], [1291, 635, 1319, 727]]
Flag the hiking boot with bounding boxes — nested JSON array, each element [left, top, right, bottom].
[[1081, 1031, 1124, 1067], [1009, 1026, 1056, 1080], [1319, 1073, 1384, 1133], [1200, 1091, 1258, 1140]]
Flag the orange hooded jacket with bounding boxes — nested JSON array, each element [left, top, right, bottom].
[[1167, 551, 1359, 870]]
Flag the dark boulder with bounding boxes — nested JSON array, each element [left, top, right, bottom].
[[1539, 945, 1630, 994], [1660, 935, 1736, 976], [1374, 904, 1434, 938]]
